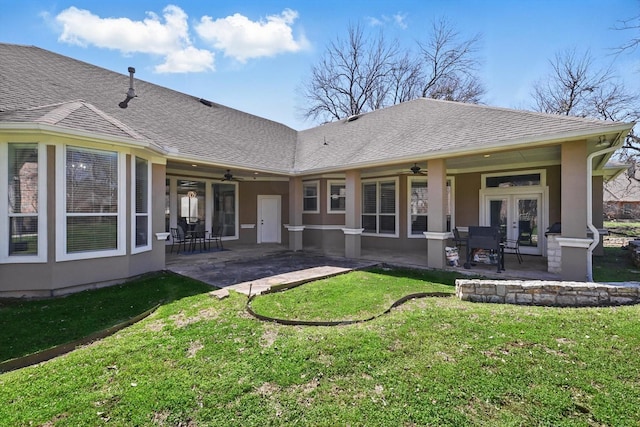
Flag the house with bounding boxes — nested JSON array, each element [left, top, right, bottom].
[[604, 165, 640, 220], [0, 43, 635, 297]]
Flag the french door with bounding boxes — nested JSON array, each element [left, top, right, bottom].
[[484, 193, 543, 255]]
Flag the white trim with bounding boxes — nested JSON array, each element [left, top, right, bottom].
[[241, 223, 255, 229], [423, 231, 450, 240], [326, 180, 346, 214], [0, 142, 48, 263], [342, 228, 365, 235], [155, 232, 170, 240], [131, 155, 152, 254], [303, 224, 345, 230], [557, 237, 593, 249], [302, 180, 320, 213], [56, 146, 127, 262], [284, 225, 305, 232]]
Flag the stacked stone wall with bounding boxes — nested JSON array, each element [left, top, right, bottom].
[[456, 279, 640, 307]]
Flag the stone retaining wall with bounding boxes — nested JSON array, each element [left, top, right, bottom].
[[456, 279, 640, 307]]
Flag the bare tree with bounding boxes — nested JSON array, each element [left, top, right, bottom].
[[532, 47, 640, 184], [613, 12, 640, 54], [300, 24, 399, 123], [417, 18, 485, 103], [531, 49, 616, 117], [299, 19, 485, 124]]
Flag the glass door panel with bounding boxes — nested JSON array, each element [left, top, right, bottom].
[[516, 196, 539, 250], [485, 194, 542, 255], [488, 198, 508, 238]]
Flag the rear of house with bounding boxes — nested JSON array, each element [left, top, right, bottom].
[[0, 43, 635, 296]]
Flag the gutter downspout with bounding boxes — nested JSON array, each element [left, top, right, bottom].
[[586, 132, 623, 281]]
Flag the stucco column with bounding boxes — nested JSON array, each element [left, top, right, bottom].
[[287, 176, 304, 251], [343, 170, 362, 258], [560, 140, 590, 281], [425, 158, 448, 268]]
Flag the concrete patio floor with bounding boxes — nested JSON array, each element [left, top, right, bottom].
[[165, 242, 559, 296]]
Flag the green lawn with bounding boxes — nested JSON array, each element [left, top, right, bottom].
[[1, 269, 639, 426]]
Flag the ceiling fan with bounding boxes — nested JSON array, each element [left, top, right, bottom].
[[410, 163, 427, 175], [221, 169, 242, 181]]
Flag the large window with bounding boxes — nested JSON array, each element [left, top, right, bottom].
[[212, 183, 237, 237], [132, 156, 151, 252], [362, 179, 397, 236], [59, 146, 124, 260], [2, 143, 46, 262], [327, 180, 346, 213], [408, 177, 453, 236], [303, 181, 319, 213]]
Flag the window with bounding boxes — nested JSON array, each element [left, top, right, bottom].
[[58, 146, 125, 260], [212, 183, 237, 237], [327, 181, 346, 213], [178, 180, 205, 229], [303, 181, 319, 213], [1, 143, 46, 262], [132, 156, 151, 253], [362, 179, 398, 236], [485, 173, 541, 188], [408, 177, 453, 237], [409, 179, 428, 235]]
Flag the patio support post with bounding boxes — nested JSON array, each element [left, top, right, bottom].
[[287, 176, 304, 251], [343, 170, 362, 258], [560, 140, 590, 281], [425, 158, 448, 269]]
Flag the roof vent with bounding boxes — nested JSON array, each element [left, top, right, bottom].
[[118, 67, 136, 109], [199, 98, 214, 107], [346, 114, 360, 122]]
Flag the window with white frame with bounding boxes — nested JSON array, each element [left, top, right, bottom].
[[327, 181, 346, 213], [62, 146, 123, 258], [303, 181, 319, 213], [132, 156, 151, 252], [408, 177, 453, 236], [1, 143, 46, 262], [362, 179, 397, 235]]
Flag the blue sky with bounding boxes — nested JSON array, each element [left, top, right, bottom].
[[1, 0, 638, 130]]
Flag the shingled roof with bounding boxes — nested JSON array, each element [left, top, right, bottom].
[[295, 98, 632, 172], [0, 43, 634, 175], [0, 43, 297, 172]]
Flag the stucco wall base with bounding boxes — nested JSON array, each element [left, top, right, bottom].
[[456, 279, 640, 307]]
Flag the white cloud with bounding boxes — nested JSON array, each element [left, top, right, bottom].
[[156, 46, 215, 73], [366, 12, 408, 30], [393, 13, 408, 30], [55, 5, 214, 73], [195, 8, 309, 62]]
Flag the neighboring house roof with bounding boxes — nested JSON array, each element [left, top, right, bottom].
[[0, 43, 635, 175], [604, 168, 640, 203]]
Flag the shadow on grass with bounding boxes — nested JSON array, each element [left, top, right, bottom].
[[0, 272, 212, 364]]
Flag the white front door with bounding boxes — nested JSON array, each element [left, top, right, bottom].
[[484, 193, 543, 255], [257, 195, 281, 243]]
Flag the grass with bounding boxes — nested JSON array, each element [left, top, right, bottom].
[[604, 220, 640, 238], [0, 272, 212, 363], [1, 269, 640, 426], [250, 268, 456, 322]]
